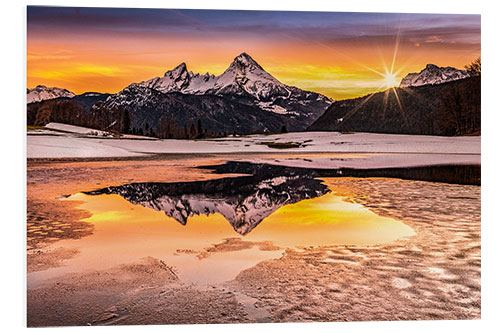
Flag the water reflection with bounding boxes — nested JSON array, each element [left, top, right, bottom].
[[35, 186, 413, 285], [84, 165, 330, 235], [30, 165, 417, 286], [202, 161, 480, 185]]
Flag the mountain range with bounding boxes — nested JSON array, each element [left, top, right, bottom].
[[27, 56, 479, 137], [27, 53, 334, 135]]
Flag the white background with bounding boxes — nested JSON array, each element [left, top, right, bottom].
[[2, 0, 498, 332]]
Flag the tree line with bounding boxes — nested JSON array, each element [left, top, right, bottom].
[[27, 100, 133, 134], [27, 99, 228, 139]]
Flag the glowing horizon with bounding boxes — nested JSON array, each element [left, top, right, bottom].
[[27, 7, 480, 100]]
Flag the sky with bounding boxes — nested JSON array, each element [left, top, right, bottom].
[[27, 6, 481, 99]]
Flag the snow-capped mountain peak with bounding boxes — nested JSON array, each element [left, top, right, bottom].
[[399, 64, 470, 87], [27, 85, 76, 103], [210, 52, 289, 101], [228, 52, 265, 73], [424, 63, 439, 70], [166, 62, 188, 78], [136, 52, 332, 111], [107, 52, 333, 130], [141, 62, 193, 92], [140, 52, 284, 99]]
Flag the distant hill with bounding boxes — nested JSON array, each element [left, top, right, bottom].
[[308, 76, 480, 136], [400, 64, 470, 87], [27, 85, 75, 103]]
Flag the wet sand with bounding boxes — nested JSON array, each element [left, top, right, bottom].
[[26, 155, 480, 326]]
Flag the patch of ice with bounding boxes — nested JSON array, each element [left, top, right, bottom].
[[392, 278, 412, 289]]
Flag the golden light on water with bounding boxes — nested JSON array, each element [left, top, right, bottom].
[[28, 186, 415, 286]]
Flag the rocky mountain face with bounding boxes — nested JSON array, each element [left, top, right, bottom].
[[84, 163, 330, 235], [400, 64, 470, 87], [309, 75, 480, 136], [27, 85, 76, 103]]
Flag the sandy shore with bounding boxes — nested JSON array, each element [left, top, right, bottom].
[[26, 156, 480, 326]]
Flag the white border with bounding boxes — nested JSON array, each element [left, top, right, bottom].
[[3, 1, 498, 332]]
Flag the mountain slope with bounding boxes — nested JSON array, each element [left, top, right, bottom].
[[27, 85, 76, 103], [309, 76, 480, 136], [101, 84, 302, 135], [400, 64, 470, 87]]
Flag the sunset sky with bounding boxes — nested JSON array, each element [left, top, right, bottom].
[[27, 7, 480, 99]]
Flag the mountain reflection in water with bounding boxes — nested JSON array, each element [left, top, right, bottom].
[[30, 163, 420, 286], [84, 161, 479, 235], [84, 164, 330, 235]]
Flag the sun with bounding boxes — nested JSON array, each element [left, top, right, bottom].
[[382, 71, 399, 89]]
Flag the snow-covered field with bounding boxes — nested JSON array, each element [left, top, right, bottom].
[[27, 123, 480, 168]]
